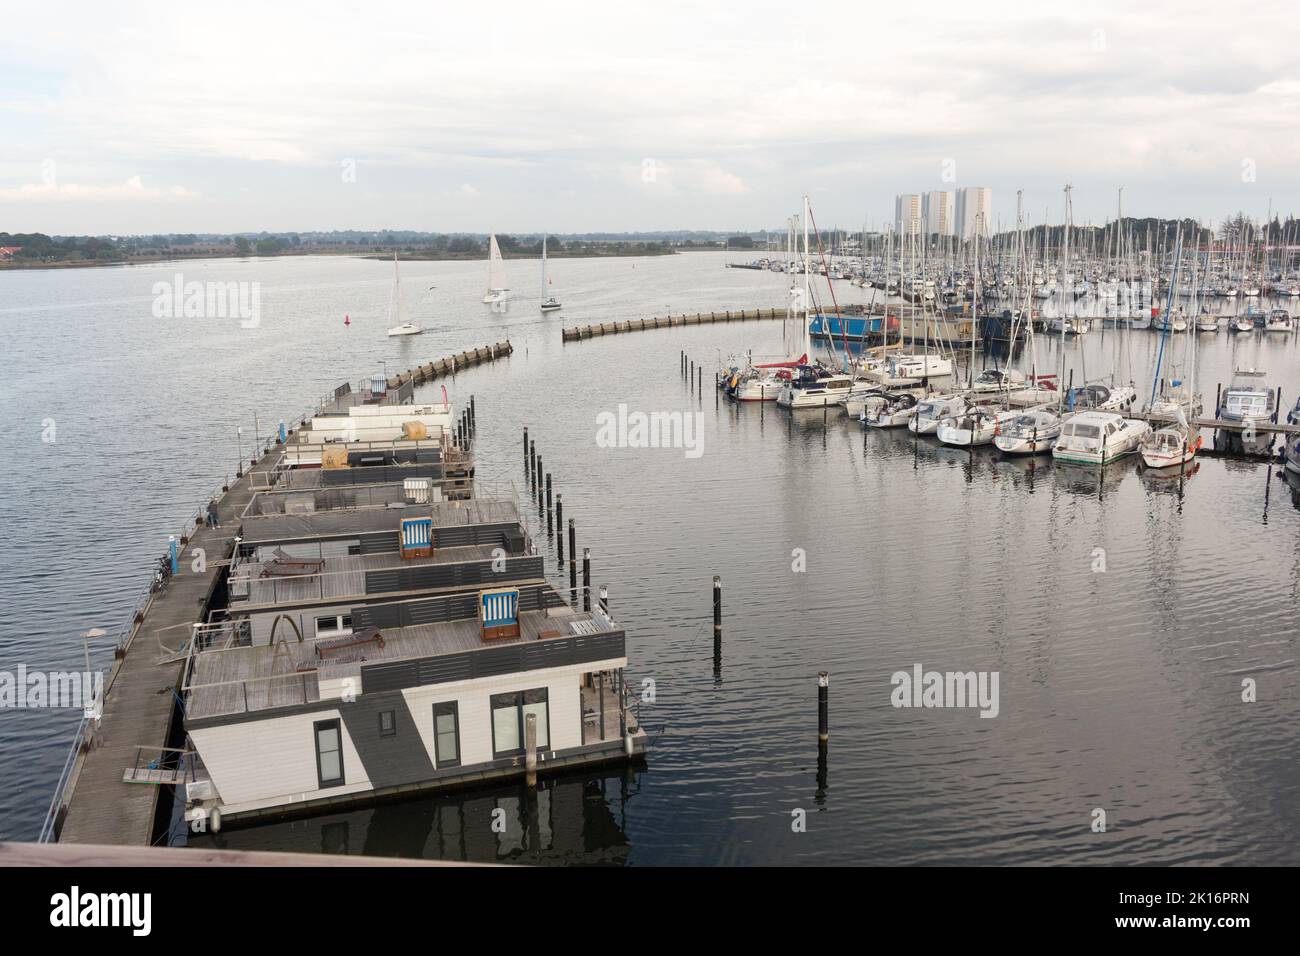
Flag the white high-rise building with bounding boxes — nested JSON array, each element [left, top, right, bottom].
[[956, 187, 993, 240], [923, 190, 955, 237], [894, 193, 923, 237]]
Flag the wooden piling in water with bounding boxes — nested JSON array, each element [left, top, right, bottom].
[[556, 496, 564, 564], [582, 548, 591, 611], [818, 672, 829, 743], [568, 519, 577, 604]]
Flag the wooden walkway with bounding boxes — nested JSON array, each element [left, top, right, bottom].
[[1129, 411, 1300, 435], [54, 447, 283, 845]]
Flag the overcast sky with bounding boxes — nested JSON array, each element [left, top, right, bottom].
[[2, 1, 1297, 235]]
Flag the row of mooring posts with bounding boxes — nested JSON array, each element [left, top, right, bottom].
[[525, 425, 829, 773], [524, 427, 593, 612], [680, 350, 704, 401]]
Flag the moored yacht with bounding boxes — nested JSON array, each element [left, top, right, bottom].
[[909, 394, 969, 435], [993, 407, 1062, 455], [776, 364, 854, 408], [1064, 382, 1137, 413], [1052, 411, 1152, 465], [935, 405, 1018, 447], [861, 391, 919, 428], [1265, 309, 1293, 333], [1140, 416, 1201, 470], [1214, 369, 1277, 455]]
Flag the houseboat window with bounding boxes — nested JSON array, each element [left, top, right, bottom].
[[491, 692, 522, 755], [523, 689, 550, 750], [433, 701, 460, 767], [490, 689, 550, 757], [314, 719, 345, 788], [378, 710, 396, 737], [315, 614, 352, 638]]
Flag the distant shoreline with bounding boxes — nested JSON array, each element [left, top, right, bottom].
[[0, 245, 696, 272]]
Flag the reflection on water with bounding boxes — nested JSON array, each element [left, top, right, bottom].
[[192, 771, 638, 865]]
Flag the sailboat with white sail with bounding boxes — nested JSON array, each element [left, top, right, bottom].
[[386, 254, 424, 337], [540, 234, 561, 312], [483, 234, 510, 304]]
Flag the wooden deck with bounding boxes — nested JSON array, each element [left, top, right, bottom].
[[54, 447, 284, 845], [230, 542, 505, 607], [186, 603, 604, 720]]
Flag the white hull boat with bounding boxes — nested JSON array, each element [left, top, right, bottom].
[[909, 394, 968, 435], [861, 392, 919, 428], [993, 407, 1063, 455], [936, 407, 1018, 447], [484, 233, 510, 304], [1052, 411, 1151, 465]]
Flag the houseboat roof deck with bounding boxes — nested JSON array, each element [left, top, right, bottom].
[[238, 495, 521, 544], [229, 540, 531, 608], [186, 603, 622, 721]]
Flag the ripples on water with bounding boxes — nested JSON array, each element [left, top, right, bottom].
[[2, 252, 1298, 863]]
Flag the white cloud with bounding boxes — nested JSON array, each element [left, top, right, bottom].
[[0, 175, 198, 202], [0, 0, 1295, 231]]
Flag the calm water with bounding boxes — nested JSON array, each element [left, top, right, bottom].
[[2, 251, 1298, 863]]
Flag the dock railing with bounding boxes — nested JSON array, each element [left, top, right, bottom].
[[37, 714, 91, 843]]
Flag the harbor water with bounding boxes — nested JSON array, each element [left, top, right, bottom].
[[1, 251, 1297, 863]]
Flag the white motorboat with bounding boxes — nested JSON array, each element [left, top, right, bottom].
[[1265, 309, 1293, 333], [776, 365, 854, 408], [993, 407, 1062, 455], [1052, 411, 1151, 465], [1214, 369, 1277, 455]]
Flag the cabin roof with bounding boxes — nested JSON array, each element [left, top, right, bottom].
[[185, 603, 621, 721]]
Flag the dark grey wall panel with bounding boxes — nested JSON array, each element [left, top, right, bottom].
[[339, 690, 436, 788]]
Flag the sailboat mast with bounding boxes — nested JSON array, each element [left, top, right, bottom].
[[803, 195, 812, 362]]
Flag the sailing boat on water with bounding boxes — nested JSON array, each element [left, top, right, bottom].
[[1142, 228, 1203, 468], [483, 234, 510, 304], [386, 254, 424, 337], [540, 234, 561, 312]]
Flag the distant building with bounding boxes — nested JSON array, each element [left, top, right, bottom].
[[0, 246, 21, 259], [956, 187, 993, 240], [894, 193, 923, 237], [923, 191, 955, 237]]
